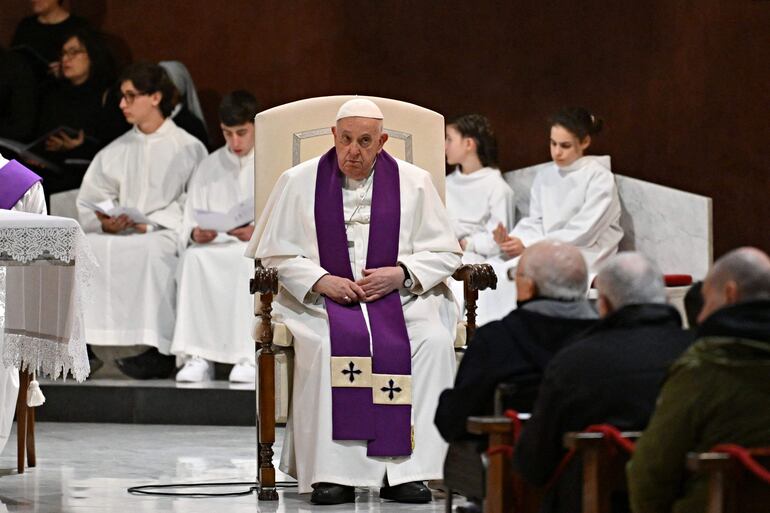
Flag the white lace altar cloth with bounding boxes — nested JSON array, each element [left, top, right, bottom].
[[0, 210, 97, 381]]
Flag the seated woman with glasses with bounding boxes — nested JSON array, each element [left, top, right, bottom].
[[30, 28, 115, 199], [76, 62, 208, 379]]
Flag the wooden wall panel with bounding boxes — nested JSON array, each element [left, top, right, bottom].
[[3, 0, 768, 255]]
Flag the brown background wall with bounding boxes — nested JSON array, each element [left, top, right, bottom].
[[3, 0, 769, 257]]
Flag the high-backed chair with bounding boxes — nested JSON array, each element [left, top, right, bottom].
[[248, 95, 497, 500]]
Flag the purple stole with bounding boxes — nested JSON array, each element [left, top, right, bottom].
[[314, 148, 413, 457], [0, 160, 42, 210]]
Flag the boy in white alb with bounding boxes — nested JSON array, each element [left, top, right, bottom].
[[171, 91, 259, 383], [76, 63, 207, 378]]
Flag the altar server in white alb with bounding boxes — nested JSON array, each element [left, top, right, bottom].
[[76, 63, 207, 379], [484, 107, 623, 321], [0, 153, 45, 454], [171, 91, 258, 383], [445, 114, 515, 259], [495, 107, 622, 270], [247, 99, 462, 505], [444, 114, 515, 324]]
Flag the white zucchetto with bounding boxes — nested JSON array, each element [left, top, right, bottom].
[[335, 98, 384, 121]]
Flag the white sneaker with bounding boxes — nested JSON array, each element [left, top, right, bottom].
[[175, 357, 214, 383], [228, 362, 256, 383]]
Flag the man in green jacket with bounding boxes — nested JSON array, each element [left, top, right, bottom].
[[628, 247, 770, 513]]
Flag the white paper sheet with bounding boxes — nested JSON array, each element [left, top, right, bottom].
[[78, 199, 153, 225], [193, 197, 254, 232]]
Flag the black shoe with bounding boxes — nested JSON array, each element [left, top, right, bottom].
[[310, 482, 355, 505], [115, 348, 175, 379], [379, 481, 432, 503]]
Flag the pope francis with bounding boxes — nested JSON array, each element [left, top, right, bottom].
[[247, 99, 462, 504]]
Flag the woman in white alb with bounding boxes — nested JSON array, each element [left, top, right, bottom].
[[444, 114, 515, 325], [490, 107, 623, 317]]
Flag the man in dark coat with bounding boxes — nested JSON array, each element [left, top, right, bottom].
[[435, 240, 598, 443], [514, 252, 693, 513], [628, 247, 770, 513]]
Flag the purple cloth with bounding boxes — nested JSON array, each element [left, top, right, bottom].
[[0, 160, 42, 210], [314, 148, 412, 456]]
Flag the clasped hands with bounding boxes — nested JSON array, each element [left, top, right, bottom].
[[96, 212, 147, 234], [313, 266, 405, 304], [492, 222, 525, 258]]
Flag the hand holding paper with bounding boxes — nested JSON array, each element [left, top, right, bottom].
[[80, 199, 153, 225], [194, 197, 255, 233]]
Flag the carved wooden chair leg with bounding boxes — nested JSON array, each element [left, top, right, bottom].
[[252, 266, 279, 501], [16, 369, 30, 474]]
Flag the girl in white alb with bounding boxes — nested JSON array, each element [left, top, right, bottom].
[[444, 114, 515, 260], [483, 107, 623, 323], [444, 115, 516, 325]]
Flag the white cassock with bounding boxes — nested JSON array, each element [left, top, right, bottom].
[[170, 147, 255, 364], [445, 167, 516, 325], [76, 119, 207, 352], [481, 155, 624, 323], [247, 156, 462, 494], [0, 152, 46, 454]]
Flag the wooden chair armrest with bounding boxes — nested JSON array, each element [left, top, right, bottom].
[[686, 451, 733, 473], [250, 263, 279, 295], [686, 448, 770, 473], [467, 416, 513, 436], [452, 263, 498, 291], [563, 431, 642, 450], [452, 264, 498, 344]]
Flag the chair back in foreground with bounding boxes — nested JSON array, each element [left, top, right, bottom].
[[564, 430, 641, 513], [687, 448, 770, 513]]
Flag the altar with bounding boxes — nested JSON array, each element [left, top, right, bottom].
[[0, 210, 97, 472]]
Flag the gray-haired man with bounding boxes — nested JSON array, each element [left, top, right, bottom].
[[435, 240, 599, 443], [514, 252, 693, 513]]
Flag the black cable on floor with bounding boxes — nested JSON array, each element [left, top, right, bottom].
[[127, 481, 297, 498]]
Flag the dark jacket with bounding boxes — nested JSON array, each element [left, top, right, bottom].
[[514, 303, 693, 513], [435, 298, 598, 443], [628, 300, 770, 513], [36, 78, 106, 161], [12, 14, 90, 79]]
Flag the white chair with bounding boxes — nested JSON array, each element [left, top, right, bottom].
[[248, 95, 497, 500]]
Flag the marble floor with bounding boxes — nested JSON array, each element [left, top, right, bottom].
[[0, 423, 451, 512]]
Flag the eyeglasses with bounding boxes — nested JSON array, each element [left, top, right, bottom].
[[120, 91, 149, 104], [60, 47, 87, 59]]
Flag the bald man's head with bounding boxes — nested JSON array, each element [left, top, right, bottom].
[[698, 247, 770, 323], [515, 241, 588, 302], [595, 252, 666, 317]]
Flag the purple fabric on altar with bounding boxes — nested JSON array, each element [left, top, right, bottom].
[[314, 147, 412, 456], [0, 160, 42, 210]]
